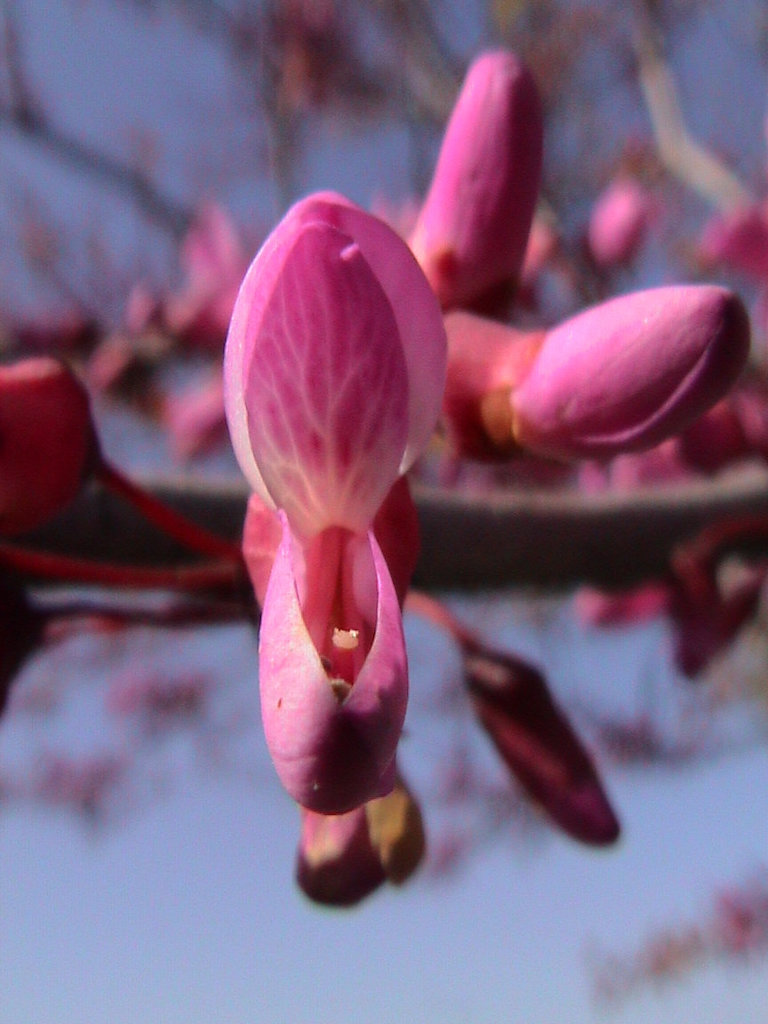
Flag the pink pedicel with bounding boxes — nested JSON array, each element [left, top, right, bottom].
[[587, 178, 654, 268], [225, 192, 445, 813], [0, 358, 96, 536], [442, 310, 544, 459], [410, 50, 543, 311], [511, 285, 750, 461]]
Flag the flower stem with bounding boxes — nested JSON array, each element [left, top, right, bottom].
[[96, 460, 243, 563], [0, 541, 244, 593]]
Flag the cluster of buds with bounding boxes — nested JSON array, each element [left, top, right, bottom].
[[223, 49, 750, 902]]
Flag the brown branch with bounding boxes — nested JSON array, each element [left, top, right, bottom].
[[16, 467, 768, 592]]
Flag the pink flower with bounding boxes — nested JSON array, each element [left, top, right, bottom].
[[410, 50, 543, 312], [510, 285, 750, 461], [225, 192, 445, 813]]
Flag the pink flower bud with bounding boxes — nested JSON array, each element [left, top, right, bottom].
[[410, 50, 543, 311], [587, 178, 654, 268], [511, 285, 750, 461], [0, 358, 97, 535], [225, 192, 446, 532]]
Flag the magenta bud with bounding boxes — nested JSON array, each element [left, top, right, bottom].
[[511, 285, 750, 461], [410, 50, 543, 311], [464, 644, 620, 845], [587, 178, 654, 268], [0, 358, 97, 536]]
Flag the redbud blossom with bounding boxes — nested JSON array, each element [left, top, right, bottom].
[[511, 285, 750, 461], [225, 193, 446, 813], [0, 357, 96, 536], [410, 50, 543, 312]]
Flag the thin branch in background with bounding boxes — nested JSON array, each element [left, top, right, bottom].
[[632, 0, 753, 211], [0, 0, 193, 238]]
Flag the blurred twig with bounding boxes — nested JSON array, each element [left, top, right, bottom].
[[632, 0, 753, 211]]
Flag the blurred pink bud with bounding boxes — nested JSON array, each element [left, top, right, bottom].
[[33, 752, 124, 818], [297, 805, 386, 906], [106, 670, 208, 723], [162, 369, 227, 462], [0, 581, 43, 717], [296, 772, 425, 906], [410, 50, 543, 311], [0, 358, 97, 535], [165, 203, 248, 351], [518, 212, 560, 297], [587, 178, 654, 268], [226, 193, 444, 812], [511, 285, 750, 461], [463, 643, 620, 845], [574, 583, 671, 628], [700, 204, 768, 281]]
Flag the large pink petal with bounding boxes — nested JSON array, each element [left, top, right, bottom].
[[259, 513, 408, 814], [232, 221, 409, 536]]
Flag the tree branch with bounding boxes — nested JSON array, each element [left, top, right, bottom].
[[17, 467, 768, 592]]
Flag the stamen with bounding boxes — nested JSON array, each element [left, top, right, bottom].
[[332, 627, 360, 651], [329, 677, 352, 704]]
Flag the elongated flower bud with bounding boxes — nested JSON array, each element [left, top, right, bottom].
[[511, 285, 750, 461], [410, 50, 543, 311]]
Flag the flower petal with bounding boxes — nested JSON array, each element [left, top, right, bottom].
[[288, 192, 447, 471], [228, 219, 409, 536]]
